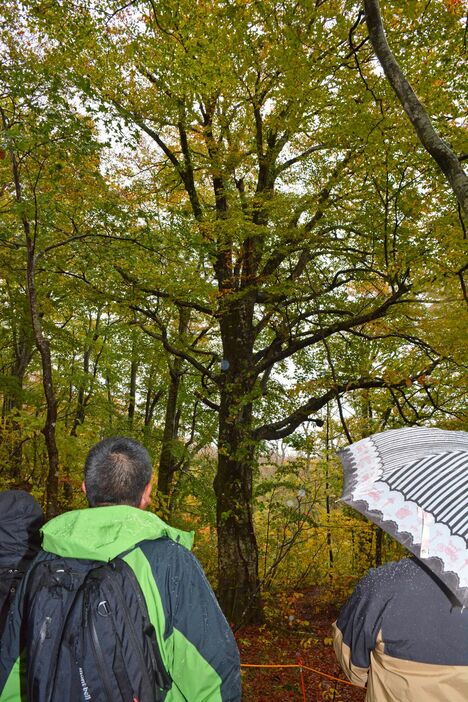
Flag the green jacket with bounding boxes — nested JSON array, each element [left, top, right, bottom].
[[0, 506, 241, 701]]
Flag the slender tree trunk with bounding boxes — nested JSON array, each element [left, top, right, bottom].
[[127, 331, 138, 427], [7, 134, 60, 518], [1, 300, 34, 480], [157, 307, 189, 496], [325, 410, 334, 579], [375, 526, 383, 567], [70, 348, 91, 438], [106, 373, 114, 428], [2, 391, 25, 482], [70, 386, 86, 438], [70, 312, 102, 437], [25, 240, 60, 518], [157, 366, 182, 495], [144, 385, 162, 428], [128, 358, 138, 425], [142, 376, 163, 445]]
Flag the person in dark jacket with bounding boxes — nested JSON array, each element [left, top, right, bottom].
[[333, 557, 468, 702], [0, 490, 44, 638], [0, 437, 241, 702]]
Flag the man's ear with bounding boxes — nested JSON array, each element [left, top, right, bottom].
[[81, 481, 87, 495], [139, 480, 153, 510]]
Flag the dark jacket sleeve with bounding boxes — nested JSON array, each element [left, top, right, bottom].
[[0, 566, 26, 700], [333, 567, 389, 687], [139, 538, 242, 702], [0, 490, 44, 571], [1, 551, 54, 701]]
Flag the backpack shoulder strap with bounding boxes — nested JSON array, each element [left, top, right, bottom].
[[107, 555, 172, 693]]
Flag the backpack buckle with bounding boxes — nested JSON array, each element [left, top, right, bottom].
[[97, 600, 111, 617]]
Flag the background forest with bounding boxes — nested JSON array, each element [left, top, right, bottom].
[[0, 0, 467, 655]]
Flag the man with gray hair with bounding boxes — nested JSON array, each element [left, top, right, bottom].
[[0, 436, 241, 702]]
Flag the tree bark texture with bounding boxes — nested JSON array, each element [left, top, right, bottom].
[[215, 388, 261, 624], [213, 300, 262, 625]]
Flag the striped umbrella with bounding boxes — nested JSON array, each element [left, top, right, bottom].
[[338, 427, 468, 606]]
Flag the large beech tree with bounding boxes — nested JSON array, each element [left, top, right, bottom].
[[6, 0, 467, 622]]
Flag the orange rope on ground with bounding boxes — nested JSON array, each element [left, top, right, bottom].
[[297, 657, 307, 702], [240, 662, 360, 687]]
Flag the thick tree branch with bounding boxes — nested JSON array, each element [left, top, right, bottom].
[[254, 281, 409, 372], [253, 360, 439, 441], [37, 231, 159, 261], [194, 390, 220, 412], [251, 387, 347, 441], [364, 0, 468, 216], [177, 112, 204, 221], [274, 144, 328, 177]]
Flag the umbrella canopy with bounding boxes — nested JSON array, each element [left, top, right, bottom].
[[338, 427, 468, 606]]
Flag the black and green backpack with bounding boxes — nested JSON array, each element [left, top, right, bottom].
[[23, 551, 171, 702]]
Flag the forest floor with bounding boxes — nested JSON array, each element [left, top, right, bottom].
[[236, 587, 366, 702]]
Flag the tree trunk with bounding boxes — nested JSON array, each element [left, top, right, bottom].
[[325, 409, 334, 580], [157, 365, 182, 496], [70, 350, 91, 438], [214, 387, 261, 625], [158, 307, 189, 497], [143, 384, 163, 428], [213, 302, 261, 625], [375, 525, 383, 567], [1, 298, 34, 481], [128, 358, 138, 425], [70, 312, 102, 437], [7, 138, 60, 519], [25, 238, 60, 519], [127, 331, 138, 427]]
